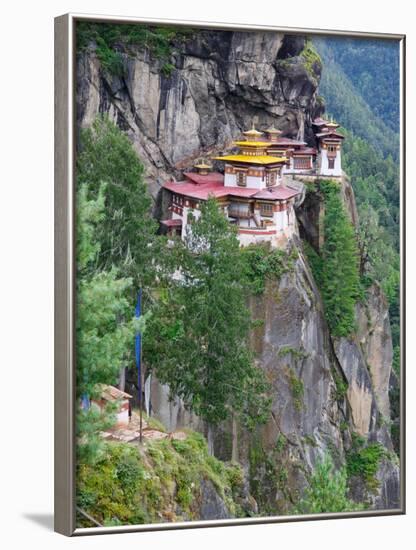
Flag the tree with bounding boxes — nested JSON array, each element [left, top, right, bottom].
[[319, 180, 361, 337], [76, 183, 137, 463], [77, 116, 158, 290], [145, 199, 271, 444], [295, 454, 361, 514]]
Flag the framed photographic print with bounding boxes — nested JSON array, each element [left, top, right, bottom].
[[54, 13, 405, 536]]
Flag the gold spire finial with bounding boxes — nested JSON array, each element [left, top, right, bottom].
[[194, 157, 212, 174]]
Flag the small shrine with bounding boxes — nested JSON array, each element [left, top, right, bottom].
[[313, 117, 345, 176], [91, 385, 132, 428]]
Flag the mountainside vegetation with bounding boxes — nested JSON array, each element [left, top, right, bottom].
[[315, 37, 400, 133], [313, 35, 401, 359], [304, 180, 361, 337], [77, 428, 247, 526], [145, 199, 272, 431]]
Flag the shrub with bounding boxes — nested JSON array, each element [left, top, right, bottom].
[[346, 442, 386, 490], [295, 454, 363, 514], [241, 243, 294, 294], [287, 368, 304, 412]]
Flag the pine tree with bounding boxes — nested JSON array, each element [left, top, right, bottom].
[[320, 180, 360, 337], [295, 454, 361, 514], [76, 183, 137, 463], [77, 115, 159, 290]]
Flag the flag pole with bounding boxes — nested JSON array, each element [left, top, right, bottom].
[[135, 289, 143, 444], [139, 334, 143, 443]]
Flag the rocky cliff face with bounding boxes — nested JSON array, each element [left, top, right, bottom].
[[212, 228, 397, 514], [76, 30, 399, 513], [77, 31, 323, 197]]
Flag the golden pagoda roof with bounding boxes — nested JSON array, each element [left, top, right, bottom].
[[264, 125, 282, 134], [325, 121, 339, 128], [212, 154, 286, 165], [234, 140, 271, 147], [243, 123, 263, 137], [194, 162, 212, 169]]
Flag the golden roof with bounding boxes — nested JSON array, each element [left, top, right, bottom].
[[194, 162, 212, 169], [212, 154, 286, 165], [234, 140, 271, 147], [264, 125, 282, 134], [243, 123, 263, 137]]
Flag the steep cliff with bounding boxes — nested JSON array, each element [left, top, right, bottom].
[[77, 31, 323, 197], [76, 29, 399, 513]]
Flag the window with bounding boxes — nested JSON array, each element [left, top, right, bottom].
[[266, 171, 277, 187], [236, 171, 247, 187], [259, 203, 273, 217], [294, 157, 312, 170]]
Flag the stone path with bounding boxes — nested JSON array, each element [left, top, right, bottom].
[[101, 412, 187, 443]]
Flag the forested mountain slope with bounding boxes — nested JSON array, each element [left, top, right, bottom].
[[313, 35, 401, 370], [313, 37, 400, 160]]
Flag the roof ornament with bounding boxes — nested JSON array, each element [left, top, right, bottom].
[[194, 158, 212, 175], [243, 122, 263, 140]]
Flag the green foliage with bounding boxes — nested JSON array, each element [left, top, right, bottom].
[[77, 429, 246, 526], [76, 268, 134, 396], [76, 182, 135, 398], [77, 21, 193, 76], [314, 37, 399, 133], [75, 182, 136, 463], [77, 116, 159, 291], [312, 37, 400, 350], [274, 434, 287, 454], [287, 368, 304, 412], [313, 38, 399, 160], [300, 39, 322, 82], [332, 369, 348, 401], [146, 199, 271, 429], [241, 243, 294, 294], [392, 346, 401, 377], [341, 129, 400, 348], [346, 442, 386, 490], [295, 454, 362, 514], [303, 241, 323, 287], [309, 180, 361, 337], [278, 346, 309, 360]]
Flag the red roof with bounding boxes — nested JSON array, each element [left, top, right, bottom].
[[183, 172, 224, 185], [161, 218, 183, 227], [271, 137, 306, 147], [313, 117, 329, 126], [164, 180, 228, 200], [163, 180, 300, 202], [253, 186, 300, 200], [97, 384, 132, 402], [316, 131, 344, 139], [292, 147, 317, 155]]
